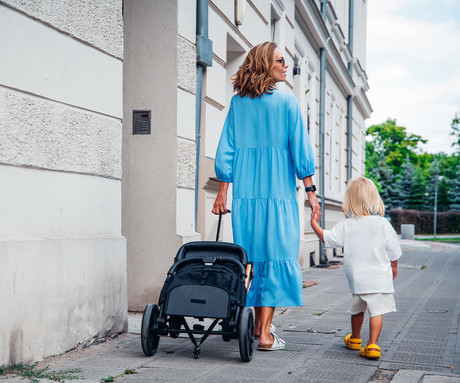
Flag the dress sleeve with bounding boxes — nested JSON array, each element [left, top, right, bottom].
[[214, 97, 235, 183], [323, 220, 345, 248], [287, 95, 315, 179], [383, 219, 402, 261]]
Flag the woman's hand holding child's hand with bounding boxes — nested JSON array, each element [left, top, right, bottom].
[[310, 211, 324, 242]]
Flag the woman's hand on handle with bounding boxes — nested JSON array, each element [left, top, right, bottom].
[[212, 181, 230, 215]]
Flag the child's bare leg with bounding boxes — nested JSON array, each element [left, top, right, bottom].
[[351, 312, 364, 339], [368, 315, 383, 348]]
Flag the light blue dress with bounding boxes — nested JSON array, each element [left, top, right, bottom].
[[215, 89, 315, 307]]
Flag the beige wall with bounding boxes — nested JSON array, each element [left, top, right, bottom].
[[0, 1, 126, 367], [122, 0, 185, 311]]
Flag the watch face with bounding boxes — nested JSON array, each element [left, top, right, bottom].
[[306, 185, 316, 192]]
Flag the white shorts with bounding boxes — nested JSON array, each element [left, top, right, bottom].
[[348, 293, 396, 317]]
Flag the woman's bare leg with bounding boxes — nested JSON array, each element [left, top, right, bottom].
[[259, 306, 275, 345], [254, 307, 262, 336]]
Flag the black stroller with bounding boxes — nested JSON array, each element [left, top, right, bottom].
[[141, 212, 254, 361]]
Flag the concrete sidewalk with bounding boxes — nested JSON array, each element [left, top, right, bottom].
[[2, 241, 460, 383]]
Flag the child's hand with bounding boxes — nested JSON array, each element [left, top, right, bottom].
[[391, 260, 398, 280], [311, 213, 320, 223], [392, 266, 398, 280]]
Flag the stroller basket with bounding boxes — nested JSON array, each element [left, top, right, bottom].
[[166, 285, 229, 318]]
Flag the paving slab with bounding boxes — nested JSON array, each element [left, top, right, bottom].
[[391, 370, 460, 383], [1, 240, 459, 383], [422, 375, 460, 383]]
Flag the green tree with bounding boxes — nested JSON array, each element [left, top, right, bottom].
[[408, 168, 427, 210], [397, 160, 415, 209], [366, 119, 427, 175], [450, 112, 460, 152], [365, 140, 381, 180], [366, 119, 459, 212], [373, 155, 401, 212], [426, 153, 458, 211], [394, 160, 426, 210], [438, 178, 451, 212], [425, 159, 439, 211], [449, 161, 460, 212]]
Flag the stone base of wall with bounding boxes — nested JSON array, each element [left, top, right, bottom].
[[299, 238, 320, 270], [0, 237, 127, 367]]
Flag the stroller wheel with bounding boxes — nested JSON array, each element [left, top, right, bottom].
[[141, 304, 160, 356], [238, 307, 254, 362]]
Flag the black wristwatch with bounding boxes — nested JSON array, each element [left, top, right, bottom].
[[305, 185, 316, 193]]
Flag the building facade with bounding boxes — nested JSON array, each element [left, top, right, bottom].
[[123, 0, 371, 310], [0, 0, 371, 366]]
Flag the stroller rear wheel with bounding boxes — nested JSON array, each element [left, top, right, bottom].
[[238, 307, 254, 362], [141, 304, 160, 356]]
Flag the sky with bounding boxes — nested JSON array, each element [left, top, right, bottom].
[[366, 0, 460, 155]]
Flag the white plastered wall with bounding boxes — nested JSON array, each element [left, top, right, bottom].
[[0, 2, 126, 367]]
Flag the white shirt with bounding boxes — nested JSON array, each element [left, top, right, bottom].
[[323, 215, 402, 294]]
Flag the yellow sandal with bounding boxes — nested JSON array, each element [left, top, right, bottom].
[[360, 344, 381, 359], [344, 334, 362, 350]]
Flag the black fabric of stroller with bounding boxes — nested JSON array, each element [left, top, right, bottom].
[[159, 261, 246, 319]]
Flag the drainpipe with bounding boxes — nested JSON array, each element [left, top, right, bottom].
[[318, 0, 328, 265], [347, 0, 354, 181], [195, 0, 213, 231]]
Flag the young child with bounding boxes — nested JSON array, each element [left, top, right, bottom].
[[310, 177, 401, 359]]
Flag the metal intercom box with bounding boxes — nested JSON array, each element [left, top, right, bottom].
[[133, 110, 151, 135]]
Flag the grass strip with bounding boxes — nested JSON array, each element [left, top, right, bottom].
[[0, 362, 82, 383], [414, 237, 460, 243]]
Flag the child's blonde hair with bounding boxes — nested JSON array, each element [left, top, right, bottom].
[[343, 177, 385, 218]]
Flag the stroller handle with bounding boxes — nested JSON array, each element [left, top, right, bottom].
[[216, 209, 231, 242]]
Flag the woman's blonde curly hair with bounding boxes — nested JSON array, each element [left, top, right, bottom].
[[232, 41, 277, 99]]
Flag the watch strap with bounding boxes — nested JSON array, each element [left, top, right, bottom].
[[305, 185, 316, 193]]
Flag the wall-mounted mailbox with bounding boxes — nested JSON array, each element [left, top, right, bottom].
[[133, 110, 151, 134]]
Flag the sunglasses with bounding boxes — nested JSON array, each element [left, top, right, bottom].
[[275, 58, 285, 66]]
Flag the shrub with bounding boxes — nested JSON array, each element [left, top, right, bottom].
[[388, 209, 460, 234]]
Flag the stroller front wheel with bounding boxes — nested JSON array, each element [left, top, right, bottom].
[[141, 304, 160, 356], [238, 307, 254, 362]]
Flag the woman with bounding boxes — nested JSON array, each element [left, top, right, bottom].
[[212, 42, 320, 350]]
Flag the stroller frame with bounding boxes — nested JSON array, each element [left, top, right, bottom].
[[141, 212, 254, 361]]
